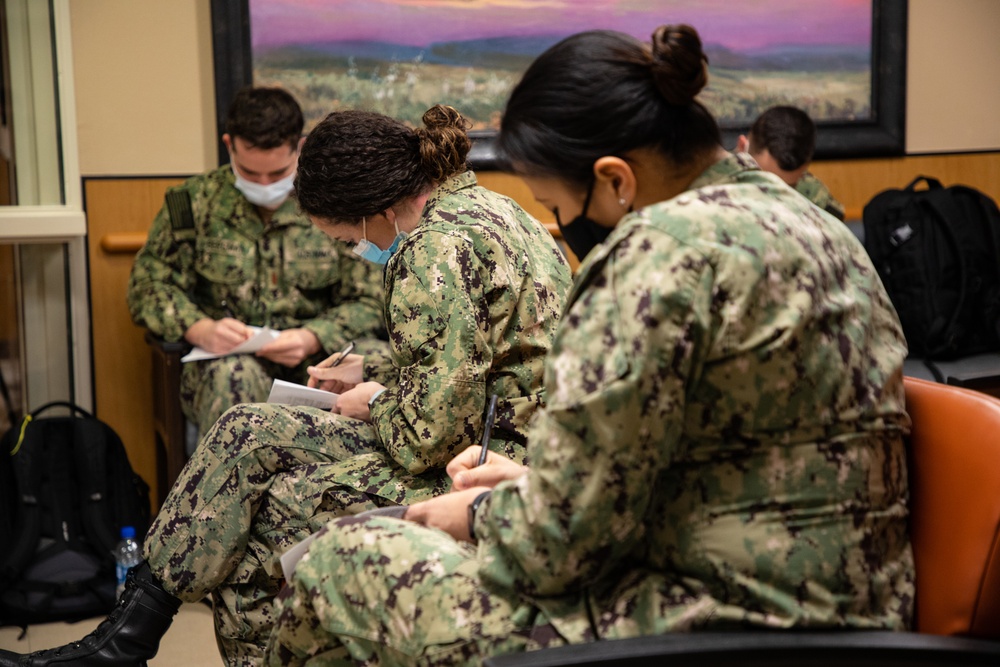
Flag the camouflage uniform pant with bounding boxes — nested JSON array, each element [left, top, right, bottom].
[[264, 517, 566, 667], [179, 352, 327, 438], [143, 403, 449, 666]]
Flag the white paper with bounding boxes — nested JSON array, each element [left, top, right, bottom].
[[181, 326, 281, 363], [266, 378, 339, 410]]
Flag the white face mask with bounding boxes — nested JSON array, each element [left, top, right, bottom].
[[231, 163, 296, 210]]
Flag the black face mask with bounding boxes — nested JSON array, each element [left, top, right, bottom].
[[555, 181, 612, 261]]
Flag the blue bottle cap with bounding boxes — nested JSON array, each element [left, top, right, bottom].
[[121, 526, 136, 539]]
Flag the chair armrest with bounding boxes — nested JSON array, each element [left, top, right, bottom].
[[483, 631, 1000, 667], [143, 331, 191, 356]]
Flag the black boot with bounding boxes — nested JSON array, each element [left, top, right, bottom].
[[0, 562, 181, 666]]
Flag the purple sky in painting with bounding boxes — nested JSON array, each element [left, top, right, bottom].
[[250, 0, 872, 53]]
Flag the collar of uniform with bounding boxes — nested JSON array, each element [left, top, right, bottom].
[[561, 152, 762, 306], [686, 151, 760, 192], [265, 197, 309, 230], [420, 170, 477, 218]]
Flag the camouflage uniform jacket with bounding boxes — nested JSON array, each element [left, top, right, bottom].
[[475, 153, 915, 642], [797, 171, 846, 221], [367, 170, 572, 475], [126, 165, 385, 351]]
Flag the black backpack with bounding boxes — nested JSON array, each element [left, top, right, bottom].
[[863, 176, 1000, 361], [0, 401, 151, 627]]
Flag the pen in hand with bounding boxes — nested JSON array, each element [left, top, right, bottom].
[[477, 393, 499, 467], [329, 341, 356, 368]]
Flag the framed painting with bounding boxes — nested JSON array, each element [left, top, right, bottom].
[[211, 0, 906, 168]]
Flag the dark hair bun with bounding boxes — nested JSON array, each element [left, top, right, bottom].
[[650, 24, 709, 107], [417, 105, 471, 182]]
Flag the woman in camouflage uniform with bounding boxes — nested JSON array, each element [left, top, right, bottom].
[[0, 106, 570, 667], [263, 26, 915, 667]]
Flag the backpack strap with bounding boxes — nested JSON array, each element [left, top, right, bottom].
[[72, 417, 120, 557], [964, 189, 1000, 345], [0, 412, 46, 583], [918, 194, 971, 358], [904, 175, 944, 193]]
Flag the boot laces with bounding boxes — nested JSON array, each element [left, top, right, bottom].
[[28, 594, 128, 658]]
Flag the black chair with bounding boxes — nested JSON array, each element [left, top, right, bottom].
[[145, 332, 190, 505], [485, 632, 1000, 667]]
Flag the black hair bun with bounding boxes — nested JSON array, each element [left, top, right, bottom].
[[650, 24, 709, 107]]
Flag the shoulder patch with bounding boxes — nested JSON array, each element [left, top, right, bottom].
[[165, 190, 195, 231]]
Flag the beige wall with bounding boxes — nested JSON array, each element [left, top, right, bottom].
[[69, 0, 1000, 177], [70, 0, 216, 175], [907, 0, 1000, 153]]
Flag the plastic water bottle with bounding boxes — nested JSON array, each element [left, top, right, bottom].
[[114, 526, 141, 599]]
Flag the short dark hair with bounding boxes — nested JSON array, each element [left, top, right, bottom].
[[225, 86, 304, 150], [497, 25, 720, 189], [295, 105, 471, 223], [748, 106, 816, 171]]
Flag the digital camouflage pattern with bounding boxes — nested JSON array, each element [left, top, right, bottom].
[[265, 153, 914, 666], [144, 170, 572, 665], [126, 164, 386, 432], [796, 171, 846, 221]]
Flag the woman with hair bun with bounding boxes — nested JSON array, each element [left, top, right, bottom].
[[264, 27, 914, 666], [0, 105, 569, 667]]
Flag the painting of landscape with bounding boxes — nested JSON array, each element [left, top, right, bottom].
[[249, 0, 873, 133]]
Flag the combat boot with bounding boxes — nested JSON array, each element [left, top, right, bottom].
[[0, 562, 181, 666]]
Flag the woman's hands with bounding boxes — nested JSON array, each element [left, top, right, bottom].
[[333, 381, 385, 422], [404, 486, 489, 542], [447, 445, 528, 491], [307, 352, 364, 392], [404, 446, 528, 542]]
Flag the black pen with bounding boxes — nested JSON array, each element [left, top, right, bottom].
[[329, 341, 355, 368], [477, 393, 499, 467]]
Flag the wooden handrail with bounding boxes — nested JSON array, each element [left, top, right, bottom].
[[100, 232, 147, 254]]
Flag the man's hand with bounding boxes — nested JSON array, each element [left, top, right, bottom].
[[447, 446, 528, 491], [257, 328, 321, 367], [184, 317, 251, 354], [307, 352, 364, 392], [405, 486, 490, 542], [333, 381, 385, 422]]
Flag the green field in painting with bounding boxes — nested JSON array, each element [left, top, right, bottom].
[[256, 58, 870, 132]]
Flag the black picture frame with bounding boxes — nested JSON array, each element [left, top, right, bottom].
[[210, 0, 907, 170]]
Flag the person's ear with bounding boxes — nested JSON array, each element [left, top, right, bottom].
[[593, 156, 636, 210], [297, 136, 306, 152], [222, 133, 234, 154], [736, 134, 750, 153]]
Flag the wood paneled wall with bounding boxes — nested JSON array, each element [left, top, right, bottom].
[[84, 152, 999, 509], [85, 177, 184, 508], [811, 152, 1000, 222]]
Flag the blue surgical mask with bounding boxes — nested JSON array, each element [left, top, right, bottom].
[[231, 161, 296, 210], [353, 217, 407, 265]]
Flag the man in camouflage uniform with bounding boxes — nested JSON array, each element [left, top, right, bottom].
[[795, 171, 847, 221], [127, 87, 386, 439], [737, 105, 847, 221], [143, 168, 572, 664], [264, 152, 914, 666]]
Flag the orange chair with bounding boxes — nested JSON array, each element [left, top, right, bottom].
[[906, 375, 1000, 637], [485, 376, 1000, 666]]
